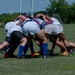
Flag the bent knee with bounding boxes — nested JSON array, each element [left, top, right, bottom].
[[20, 38, 27, 43]]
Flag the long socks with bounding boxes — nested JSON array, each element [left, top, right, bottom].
[[41, 43, 48, 58], [17, 45, 24, 57]]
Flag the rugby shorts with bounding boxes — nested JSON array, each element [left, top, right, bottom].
[[44, 24, 63, 35]]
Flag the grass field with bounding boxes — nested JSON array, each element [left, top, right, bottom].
[[0, 24, 75, 75]]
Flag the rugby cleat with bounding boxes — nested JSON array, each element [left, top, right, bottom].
[[31, 52, 40, 57], [4, 54, 9, 58], [69, 53, 73, 56], [62, 51, 69, 56], [69, 47, 74, 53], [4, 54, 17, 58]]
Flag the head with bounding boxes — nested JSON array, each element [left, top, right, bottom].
[[15, 15, 27, 25], [16, 15, 26, 21], [36, 13, 44, 20], [38, 16, 44, 20]]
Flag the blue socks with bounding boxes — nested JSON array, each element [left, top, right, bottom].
[[23, 42, 34, 56], [23, 44, 30, 56], [18, 43, 48, 58], [17, 45, 24, 57], [41, 43, 48, 56]]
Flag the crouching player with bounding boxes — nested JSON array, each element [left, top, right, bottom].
[[0, 16, 27, 58]]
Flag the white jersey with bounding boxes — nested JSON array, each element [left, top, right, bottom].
[[44, 24, 63, 35], [33, 18, 44, 24], [44, 17, 63, 35], [5, 20, 19, 31], [22, 21, 41, 36], [6, 25, 23, 37], [51, 17, 62, 25], [25, 18, 31, 21]]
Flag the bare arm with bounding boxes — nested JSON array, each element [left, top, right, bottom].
[[15, 15, 26, 21]]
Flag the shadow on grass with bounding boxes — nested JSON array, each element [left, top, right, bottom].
[[51, 53, 61, 57], [25, 53, 61, 59]]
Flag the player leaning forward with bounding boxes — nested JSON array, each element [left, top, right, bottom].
[[43, 14, 72, 56], [19, 16, 48, 58], [0, 15, 27, 58]]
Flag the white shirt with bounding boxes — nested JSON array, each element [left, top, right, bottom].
[[5, 20, 19, 31], [51, 17, 61, 25], [6, 25, 23, 37]]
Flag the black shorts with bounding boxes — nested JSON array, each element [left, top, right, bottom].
[[5, 37, 12, 44], [11, 31, 25, 42]]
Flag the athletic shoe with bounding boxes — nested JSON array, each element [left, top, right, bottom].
[[42, 54, 49, 58], [69, 47, 74, 53], [31, 52, 40, 57], [67, 47, 74, 56], [69, 53, 73, 57], [62, 51, 69, 56], [43, 55, 47, 58], [4, 54, 9, 58], [4, 54, 17, 58]]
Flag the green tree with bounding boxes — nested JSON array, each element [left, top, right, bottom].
[[34, 11, 47, 16], [68, 3, 75, 23], [46, 0, 70, 23]]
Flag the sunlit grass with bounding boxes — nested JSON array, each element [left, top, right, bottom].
[[0, 24, 75, 75]]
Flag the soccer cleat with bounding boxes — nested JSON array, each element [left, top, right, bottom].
[[4, 54, 9, 58], [70, 47, 74, 53], [42, 54, 49, 58], [31, 52, 40, 57], [69, 53, 73, 56], [62, 51, 69, 56], [42, 55, 47, 58], [4, 54, 17, 58]]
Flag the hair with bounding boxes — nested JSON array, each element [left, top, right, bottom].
[[38, 16, 44, 20], [26, 16, 32, 19]]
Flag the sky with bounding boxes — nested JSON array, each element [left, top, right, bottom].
[[0, 0, 75, 14]]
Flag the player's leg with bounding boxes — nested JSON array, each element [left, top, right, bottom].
[[11, 31, 27, 58], [35, 31, 48, 58], [57, 33, 72, 56], [5, 44, 19, 58]]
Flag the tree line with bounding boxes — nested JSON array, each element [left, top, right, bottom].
[[46, 0, 75, 24], [0, 0, 75, 27]]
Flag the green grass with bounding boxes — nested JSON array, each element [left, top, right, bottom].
[[0, 24, 75, 75]]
